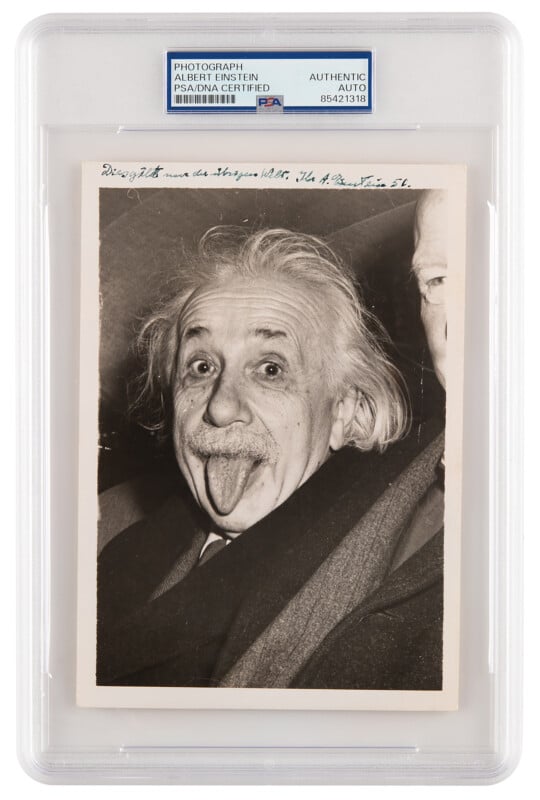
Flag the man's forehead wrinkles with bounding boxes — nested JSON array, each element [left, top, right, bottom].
[[183, 292, 318, 315], [180, 287, 322, 334], [412, 239, 446, 259]]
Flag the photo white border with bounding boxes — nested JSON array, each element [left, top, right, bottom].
[[77, 161, 466, 711]]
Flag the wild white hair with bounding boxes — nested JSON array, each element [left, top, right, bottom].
[[134, 227, 409, 452]]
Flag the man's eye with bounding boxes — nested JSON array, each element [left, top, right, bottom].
[[188, 359, 216, 377], [256, 361, 283, 380], [422, 275, 446, 305], [427, 276, 446, 287]]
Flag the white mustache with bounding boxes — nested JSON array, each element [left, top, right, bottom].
[[187, 424, 279, 464]]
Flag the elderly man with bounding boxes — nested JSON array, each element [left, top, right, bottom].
[[97, 222, 445, 690], [412, 189, 447, 386]]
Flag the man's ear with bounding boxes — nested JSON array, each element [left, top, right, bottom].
[[329, 389, 358, 451]]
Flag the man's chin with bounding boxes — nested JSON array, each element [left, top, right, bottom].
[[201, 498, 270, 533]]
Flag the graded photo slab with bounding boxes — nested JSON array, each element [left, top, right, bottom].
[[77, 161, 466, 710]]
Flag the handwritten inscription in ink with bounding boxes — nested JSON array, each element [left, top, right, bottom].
[[100, 163, 411, 189]]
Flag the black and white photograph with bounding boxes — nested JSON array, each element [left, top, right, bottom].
[[77, 162, 466, 710]]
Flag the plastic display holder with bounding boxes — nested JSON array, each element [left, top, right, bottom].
[[16, 13, 523, 784]]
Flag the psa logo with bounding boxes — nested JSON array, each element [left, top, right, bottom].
[[256, 95, 284, 112]]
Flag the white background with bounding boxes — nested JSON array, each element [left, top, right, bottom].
[[1, 0, 536, 795]]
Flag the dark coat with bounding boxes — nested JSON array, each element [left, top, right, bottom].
[[97, 419, 444, 690]]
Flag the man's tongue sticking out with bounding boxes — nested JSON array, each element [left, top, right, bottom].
[[205, 455, 256, 516]]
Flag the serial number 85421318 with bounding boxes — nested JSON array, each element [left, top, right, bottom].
[[320, 94, 367, 103]]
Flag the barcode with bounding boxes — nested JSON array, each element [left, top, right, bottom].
[[173, 94, 236, 105]]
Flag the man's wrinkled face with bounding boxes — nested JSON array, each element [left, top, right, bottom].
[[172, 277, 344, 532], [412, 190, 448, 388]]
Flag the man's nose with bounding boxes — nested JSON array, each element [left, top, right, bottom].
[[204, 372, 253, 428]]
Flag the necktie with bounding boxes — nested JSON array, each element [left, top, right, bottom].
[[198, 536, 228, 566]]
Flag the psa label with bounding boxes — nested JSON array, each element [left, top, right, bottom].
[[256, 95, 283, 112]]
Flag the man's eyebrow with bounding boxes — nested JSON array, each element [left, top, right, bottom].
[[183, 325, 210, 340], [411, 259, 447, 270], [252, 327, 289, 340]]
